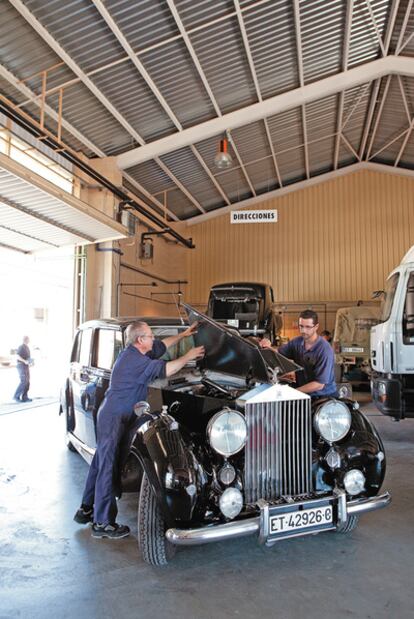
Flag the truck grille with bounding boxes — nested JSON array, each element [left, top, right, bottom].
[[244, 398, 312, 503]]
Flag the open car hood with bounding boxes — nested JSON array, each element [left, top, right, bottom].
[[183, 303, 301, 384]]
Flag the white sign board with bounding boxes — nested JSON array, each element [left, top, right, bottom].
[[230, 209, 278, 224]]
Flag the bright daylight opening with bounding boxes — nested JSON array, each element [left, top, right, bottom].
[[0, 128, 73, 193], [0, 246, 75, 411]]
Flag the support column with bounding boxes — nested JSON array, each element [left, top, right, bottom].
[[77, 156, 122, 320]]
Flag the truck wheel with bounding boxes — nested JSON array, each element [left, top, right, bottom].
[[335, 514, 359, 533], [138, 473, 176, 566], [334, 363, 343, 383]]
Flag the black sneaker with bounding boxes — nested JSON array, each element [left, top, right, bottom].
[[73, 506, 94, 524], [91, 523, 130, 539], [22, 398, 33, 402]]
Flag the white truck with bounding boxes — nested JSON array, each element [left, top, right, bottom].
[[371, 245, 414, 420]]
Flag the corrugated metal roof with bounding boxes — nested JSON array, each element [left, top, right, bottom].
[[1, 0, 414, 223]]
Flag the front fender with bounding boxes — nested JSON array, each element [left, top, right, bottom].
[[130, 414, 206, 527], [313, 400, 386, 496]]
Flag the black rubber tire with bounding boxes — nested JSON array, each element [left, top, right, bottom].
[[335, 514, 359, 533], [66, 435, 77, 452], [66, 400, 77, 452], [334, 363, 343, 383], [138, 473, 176, 566]]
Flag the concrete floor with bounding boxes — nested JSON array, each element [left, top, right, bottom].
[[1, 396, 413, 619]]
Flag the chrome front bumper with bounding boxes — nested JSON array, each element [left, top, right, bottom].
[[165, 491, 391, 546]]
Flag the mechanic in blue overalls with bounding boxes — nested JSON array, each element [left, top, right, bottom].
[[74, 320, 204, 539], [260, 309, 337, 397]]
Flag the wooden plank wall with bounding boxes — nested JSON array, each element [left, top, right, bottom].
[[185, 169, 414, 332]]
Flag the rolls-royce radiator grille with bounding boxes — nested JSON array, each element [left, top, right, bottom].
[[244, 398, 312, 503]]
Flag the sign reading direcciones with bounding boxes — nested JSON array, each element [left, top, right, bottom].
[[230, 209, 278, 224]]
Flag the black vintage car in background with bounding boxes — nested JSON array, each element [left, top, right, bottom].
[[207, 282, 282, 343], [62, 306, 390, 566]]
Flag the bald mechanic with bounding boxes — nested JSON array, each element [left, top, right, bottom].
[[74, 320, 204, 539], [261, 309, 336, 397]]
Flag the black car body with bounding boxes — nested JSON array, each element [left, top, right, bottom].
[[207, 282, 281, 342], [63, 307, 390, 566]]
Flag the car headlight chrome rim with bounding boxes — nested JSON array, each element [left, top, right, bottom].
[[344, 469, 366, 496], [207, 408, 247, 457], [314, 400, 351, 443]]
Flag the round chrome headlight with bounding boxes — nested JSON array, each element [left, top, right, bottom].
[[219, 488, 243, 519], [344, 469, 366, 496], [207, 409, 247, 457], [314, 400, 351, 443]]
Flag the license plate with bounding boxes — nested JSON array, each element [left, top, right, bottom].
[[342, 347, 364, 353], [269, 505, 333, 535], [227, 319, 239, 327]]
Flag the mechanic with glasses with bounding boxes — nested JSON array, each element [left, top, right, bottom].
[[74, 320, 204, 539], [260, 309, 336, 398]]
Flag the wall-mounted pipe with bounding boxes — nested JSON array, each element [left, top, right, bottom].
[[124, 291, 179, 306], [96, 244, 123, 256], [116, 281, 158, 316], [120, 261, 188, 286], [0, 95, 195, 249]]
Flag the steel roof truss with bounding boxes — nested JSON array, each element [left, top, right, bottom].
[[366, 75, 393, 159], [396, 0, 414, 54], [334, 0, 354, 170], [226, 131, 256, 197], [11, 0, 204, 220], [233, 0, 281, 187]]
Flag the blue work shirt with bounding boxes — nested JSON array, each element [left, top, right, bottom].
[[279, 336, 336, 397], [99, 339, 167, 416]]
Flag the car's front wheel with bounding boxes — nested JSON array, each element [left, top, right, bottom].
[[138, 473, 176, 566], [335, 514, 359, 533], [65, 398, 77, 452]]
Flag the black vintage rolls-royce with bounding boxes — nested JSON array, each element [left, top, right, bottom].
[[62, 305, 390, 566]]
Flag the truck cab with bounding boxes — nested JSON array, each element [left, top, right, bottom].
[[371, 246, 414, 419]]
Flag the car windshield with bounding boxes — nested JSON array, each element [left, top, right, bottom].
[[210, 299, 259, 320], [151, 327, 195, 361], [380, 273, 400, 323]]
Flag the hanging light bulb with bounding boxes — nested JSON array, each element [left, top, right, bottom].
[[214, 137, 233, 169]]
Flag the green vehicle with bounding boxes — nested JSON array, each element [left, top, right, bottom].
[[333, 304, 380, 386]]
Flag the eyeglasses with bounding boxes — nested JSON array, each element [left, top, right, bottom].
[[138, 333, 154, 339], [298, 324, 317, 331]]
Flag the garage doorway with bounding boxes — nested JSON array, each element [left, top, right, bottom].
[[0, 246, 75, 411]]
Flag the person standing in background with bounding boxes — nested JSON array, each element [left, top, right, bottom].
[[13, 335, 32, 402]]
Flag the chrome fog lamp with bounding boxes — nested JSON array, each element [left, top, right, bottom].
[[338, 383, 352, 400], [207, 409, 247, 457], [325, 447, 341, 470], [218, 463, 236, 485], [219, 488, 243, 519], [344, 469, 366, 496], [314, 400, 351, 443]]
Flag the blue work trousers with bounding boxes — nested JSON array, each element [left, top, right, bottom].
[[81, 407, 134, 525], [14, 364, 30, 400]]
